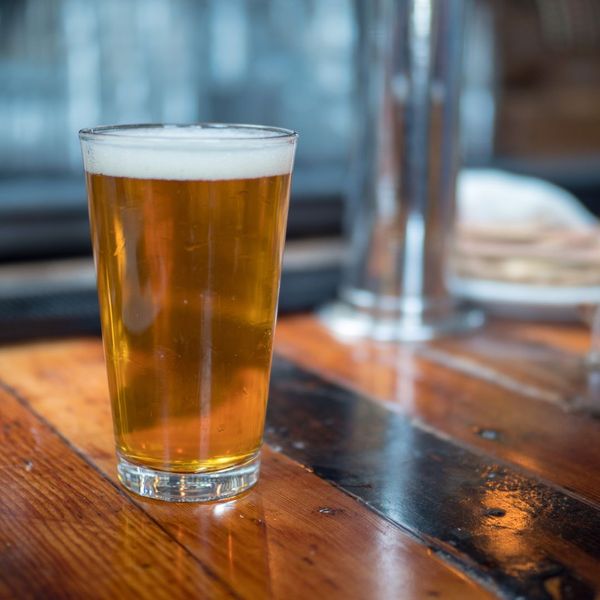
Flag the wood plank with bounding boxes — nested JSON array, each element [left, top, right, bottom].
[[496, 321, 589, 355], [277, 316, 591, 411], [265, 359, 600, 600], [423, 321, 591, 412], [0, 385, 234, 599], [275, 316, 600, 506], [0, 338, 491, 600]]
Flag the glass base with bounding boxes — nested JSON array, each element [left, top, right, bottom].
[[319, 300, 484, 342], [117, 452, 260, 502]]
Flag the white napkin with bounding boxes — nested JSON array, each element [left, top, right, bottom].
[[458, 169, 595, 228]]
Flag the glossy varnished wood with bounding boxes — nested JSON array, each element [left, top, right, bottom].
[[423, 321, 592, 411], [0, 385, 231, 599], [0, 339, 489, 600], [276, 316, 600, 505], [266, 360, 600, 599], [1, 314, 599, 598]]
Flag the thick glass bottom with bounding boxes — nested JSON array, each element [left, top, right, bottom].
[[117, 452, 260, 502]]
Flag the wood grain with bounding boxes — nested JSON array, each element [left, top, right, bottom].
[[275, 315, 600, 506], [3, 314, 599, 598], [0, 338, 491, 600], [424, 321, 590, 411], [0, 385, 233, 599], [266, 359, 600, 599]]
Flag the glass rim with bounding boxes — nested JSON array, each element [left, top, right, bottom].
[[78, 122, 298, 144]]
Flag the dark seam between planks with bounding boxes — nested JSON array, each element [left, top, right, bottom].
[[264, 441, 503, 598], [266, 357, 600, 600], [274, 348, 600, 512], [414, 414, 600, 512], [266, 364, 508, 599], [0, 377, 243, 600], [308, 467, 504, 600]]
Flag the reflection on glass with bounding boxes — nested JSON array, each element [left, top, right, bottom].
[[321, 0, 483, 342], [81, 124, 297, 501]]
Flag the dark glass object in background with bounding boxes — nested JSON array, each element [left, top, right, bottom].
[[0, 0, 599, 338]]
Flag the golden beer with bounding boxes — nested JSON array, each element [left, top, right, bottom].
[[80, 124, 297, 501]]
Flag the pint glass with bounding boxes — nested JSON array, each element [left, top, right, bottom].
[[79, 124, 297, 501]]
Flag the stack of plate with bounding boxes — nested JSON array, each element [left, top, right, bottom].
[[451, 170, 600, 316]]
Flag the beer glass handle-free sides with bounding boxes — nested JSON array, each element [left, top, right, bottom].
[[320, 0, 483, 342]]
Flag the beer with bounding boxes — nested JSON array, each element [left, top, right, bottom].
[[80, 124, 296, 500]]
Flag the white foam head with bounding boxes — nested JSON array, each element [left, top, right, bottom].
[[80, 124, 297, 181]]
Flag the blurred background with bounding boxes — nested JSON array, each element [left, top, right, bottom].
[[1, 0, 600, 338]]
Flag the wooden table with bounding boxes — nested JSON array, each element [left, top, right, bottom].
[[0, 314, 599, 599]]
